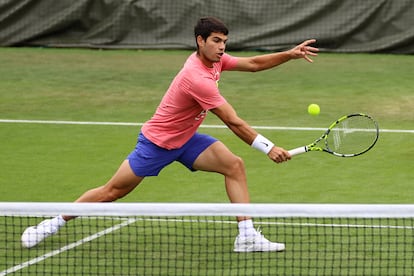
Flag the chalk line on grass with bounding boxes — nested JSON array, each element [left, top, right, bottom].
[[0, 119, 413, 133]]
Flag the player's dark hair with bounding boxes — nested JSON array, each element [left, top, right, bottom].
[[194, 17, 228, 49]]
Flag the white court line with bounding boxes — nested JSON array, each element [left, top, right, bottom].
[[0, 119, 413, 133], [0, 218, 137, 276]]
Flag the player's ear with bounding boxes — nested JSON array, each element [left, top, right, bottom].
[[196, 35, 205, 48]]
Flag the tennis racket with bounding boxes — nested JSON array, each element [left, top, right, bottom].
[[288, 113, 379, 157]]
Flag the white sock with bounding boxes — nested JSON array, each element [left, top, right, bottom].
[[238, 219, 256, 237], [50, 215, 66, 228]]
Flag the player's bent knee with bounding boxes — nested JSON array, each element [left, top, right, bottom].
[[226, 156, 245, 175]]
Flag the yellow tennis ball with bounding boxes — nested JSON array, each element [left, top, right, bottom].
[[308, 104, 320, 116]]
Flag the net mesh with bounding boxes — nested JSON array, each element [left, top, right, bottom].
[[1, 203, 414, 276]]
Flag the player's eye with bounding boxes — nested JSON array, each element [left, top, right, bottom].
[[212, 37, 227, 44]]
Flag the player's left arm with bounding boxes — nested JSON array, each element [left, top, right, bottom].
[[231, 39, 319, 72]]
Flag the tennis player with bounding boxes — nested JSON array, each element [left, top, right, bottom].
[[21, 17, 318, 252]]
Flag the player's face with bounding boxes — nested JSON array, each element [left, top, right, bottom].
[[197, 32, 228, 67]]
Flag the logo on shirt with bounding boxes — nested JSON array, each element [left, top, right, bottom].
[[195, 110, 207, 121], [214, 71, 220, 88]]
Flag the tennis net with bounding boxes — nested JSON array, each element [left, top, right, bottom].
[[1, 203, 414, 275]]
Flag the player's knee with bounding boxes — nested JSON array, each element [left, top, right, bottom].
[[102, 187, 129, 202], [227, 156, 245, 176]]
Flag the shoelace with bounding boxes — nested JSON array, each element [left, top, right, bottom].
[[37, 220, 57, 234], [255, 226, 262, 236]]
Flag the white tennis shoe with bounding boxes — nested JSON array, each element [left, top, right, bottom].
[[21, 219, 60, 248], [234, 231, 285, 252]]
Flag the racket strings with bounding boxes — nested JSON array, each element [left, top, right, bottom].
[[326, 115, 378, 155]]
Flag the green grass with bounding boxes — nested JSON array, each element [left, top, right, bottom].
[[0, 47, 412, 203], [0, 48, 413, 275]]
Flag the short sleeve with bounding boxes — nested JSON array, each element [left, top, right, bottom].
[[190, 77, 227, 110], [221, 53, 238, 71]]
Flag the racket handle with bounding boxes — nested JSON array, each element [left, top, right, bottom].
[[288, 146, 308, 156]]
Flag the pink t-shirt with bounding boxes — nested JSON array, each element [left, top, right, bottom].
[[141, 52, 238, 149]]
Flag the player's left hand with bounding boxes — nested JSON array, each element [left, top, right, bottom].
[[289, 39, 319, 63]]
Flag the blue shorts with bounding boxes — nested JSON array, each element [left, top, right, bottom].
[[127, 132, 218, 177]]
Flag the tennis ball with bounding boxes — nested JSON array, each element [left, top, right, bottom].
[[308, 104, 320, 116]]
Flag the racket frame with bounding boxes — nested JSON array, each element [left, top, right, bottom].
[[288, 113, 379, 157]]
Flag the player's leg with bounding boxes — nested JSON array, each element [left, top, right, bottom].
[[192, 141, 250, 207], [21, 160, 143, 248], [21, 131, 181, 248], [65, 160, 143, 219], [191, 140, 285, 252]]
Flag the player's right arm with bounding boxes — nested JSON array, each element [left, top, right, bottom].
[[211, 102, 257, 145], [211, 103, 290, 163]]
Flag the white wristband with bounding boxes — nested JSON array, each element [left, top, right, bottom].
[[251, 134, 275, 154]]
